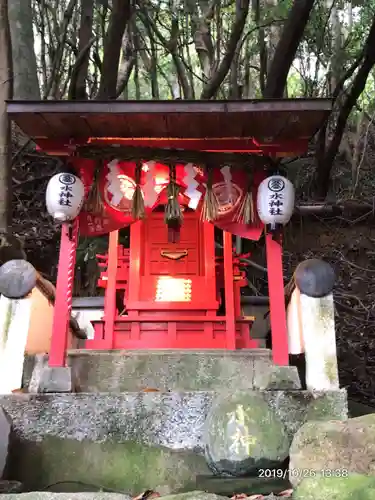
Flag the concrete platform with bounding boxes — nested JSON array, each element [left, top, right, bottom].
[[23, 349, 302, 392], [1, 390, 347, 493]]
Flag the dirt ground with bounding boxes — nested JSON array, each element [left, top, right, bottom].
[[285, 218, 375, 406]]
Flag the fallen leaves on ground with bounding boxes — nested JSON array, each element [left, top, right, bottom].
[[230, 489, 293, 499], [133, 490, 161, 500], [132, 489, 293, 500]]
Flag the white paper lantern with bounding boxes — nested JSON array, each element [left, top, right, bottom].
[[46, 173, 85, 222], [257, 175, 295, 227]]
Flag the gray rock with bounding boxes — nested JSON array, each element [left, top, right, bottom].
[[27, 354, 48, 393], [0, 495, 131, 500], [0, 407, 11, 478], [38, 367, 73, 393], [254, 366, 301, 390], [294, 474, 375, 500], [163, 492, 229, 500], [289, 414, 375, 487], [203, 391, 290, 476]]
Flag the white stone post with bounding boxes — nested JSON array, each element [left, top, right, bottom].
[[0, 295, 32, 393], [287, 259, 339, 391]]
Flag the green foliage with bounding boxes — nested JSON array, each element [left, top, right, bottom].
[[30, 0, 375, 106]]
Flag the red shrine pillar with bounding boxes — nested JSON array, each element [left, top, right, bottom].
[[49, 220, 79, 367], [223, 231, 236, 349], [265, 232, 289, 365], [102, 230, 119, 349]]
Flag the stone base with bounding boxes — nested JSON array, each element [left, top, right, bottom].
[[23, 350, 301, 392], [195, 476, 290, 496], [1, 390, 347, 493], [37, 367, 73, 393]]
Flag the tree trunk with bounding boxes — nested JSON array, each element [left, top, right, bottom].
[[0, 0, 12, 233], [139, 9, 193, 99], [96, 0, 132, 99], [7, 0, 40, 100], [186, 0, 215, 82], [327, 0, 342, 93], [263, 0, 316, 98], [313, 14, 375, 199], [252, 0, 267, 94], [70, 0, 94, 100], [201, 0, 250, 99], [265, 0, 280, 71], [44, 0, 77, 99], [116, 24, 135, 99]]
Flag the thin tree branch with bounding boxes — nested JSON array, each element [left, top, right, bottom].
[[201, 0, 250, 99], [43, 0, 77, 99]]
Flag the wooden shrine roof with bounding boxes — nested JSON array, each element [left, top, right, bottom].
[[7, 99, 332, 144]]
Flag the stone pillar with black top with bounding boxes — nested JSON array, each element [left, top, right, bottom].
[[293, 258, 338, 391]]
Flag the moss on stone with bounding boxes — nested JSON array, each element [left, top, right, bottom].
[[0, 495, 131, 500], [324, 356, 338, 385], [163, 492, 229, 500], [294, 474, 375, 500], [1, 300, 14, 348], [289, 415, 375, 488], [8, 435, 210, 495], [255, 366, 301, 390], [304, 392, 348, 422]]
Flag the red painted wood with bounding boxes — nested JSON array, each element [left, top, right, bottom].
[[87, 209, 262, 351], [88, 138, 308, 154], [223, 231, 236, 349], [265, 233, 289, 365], [35, 138, 308, 156], [124, 301, 220, 311], [76, 185, 263, 353], [113, 336, 228, 349], [128, 221, 142, 303], [103, 230, 119, 348], [114, 315, 254, 322], [203, 221, 217, 304], [97, 245, 129, 292], [125, 213, 219, 318], [85, 318, 255, 350], [49, 220, 79, 367]]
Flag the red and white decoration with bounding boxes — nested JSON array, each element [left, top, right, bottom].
[[46, 172, 85, 222], [183, 163, 201, 210], [60, 158, 267, 238], [79, 159, 205, 236], [256, 175, 295, 228], [195, 165, 265, 239]]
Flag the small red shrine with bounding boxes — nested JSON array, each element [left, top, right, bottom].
[[7, 99, 331, 367]]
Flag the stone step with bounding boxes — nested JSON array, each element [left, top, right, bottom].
[[195, 476, 291, 496], [24, 349, 302, 392], [0, 389, 347, 495]]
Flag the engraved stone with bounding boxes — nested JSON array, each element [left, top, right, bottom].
[[203, 391, 290, 476]]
